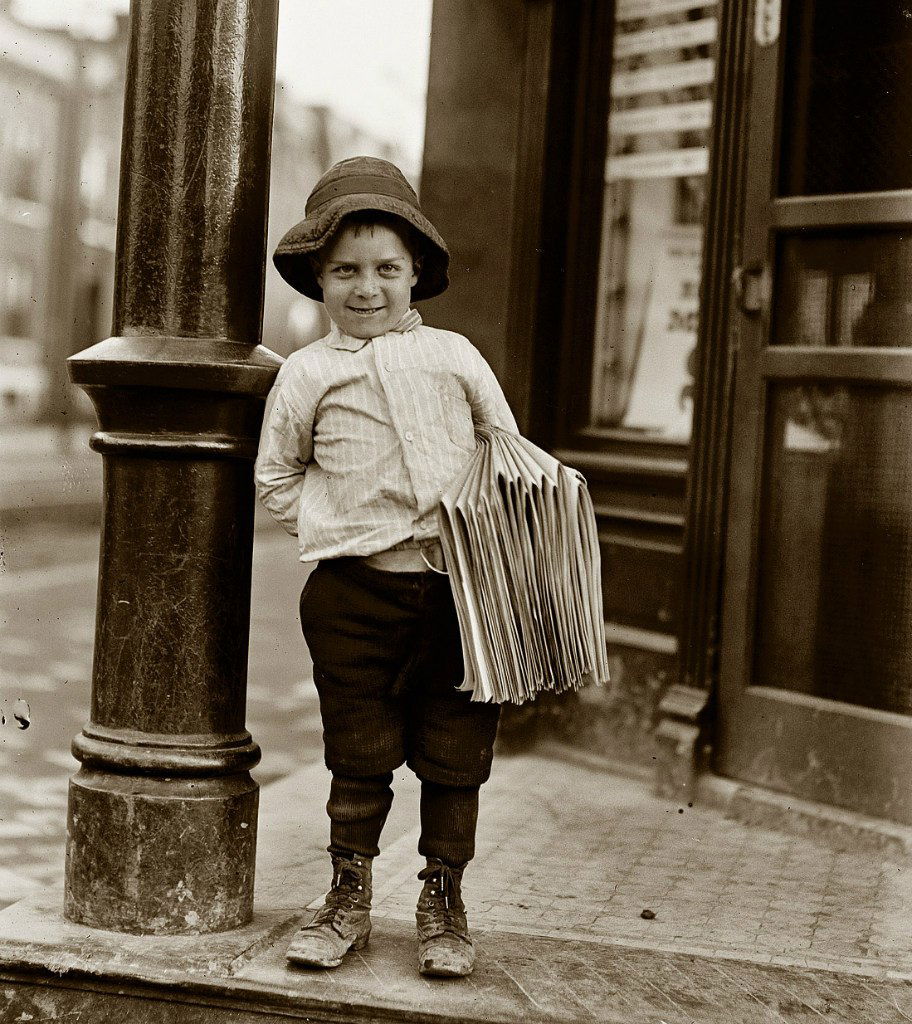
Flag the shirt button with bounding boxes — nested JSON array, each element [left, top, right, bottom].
[[405, 431, 414, 442]]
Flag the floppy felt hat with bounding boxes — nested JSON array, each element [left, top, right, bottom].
[[273, 156, 450, 302]]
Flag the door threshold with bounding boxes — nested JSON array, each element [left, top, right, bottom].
[[697, 773, 912, 859]]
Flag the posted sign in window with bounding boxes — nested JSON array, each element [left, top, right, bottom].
[[589, 0, 717, 441]]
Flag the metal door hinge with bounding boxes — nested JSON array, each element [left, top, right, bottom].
[[732, 263, 770, 317]]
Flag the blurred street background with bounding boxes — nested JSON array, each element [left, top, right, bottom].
[[0, 0, 433, 909]]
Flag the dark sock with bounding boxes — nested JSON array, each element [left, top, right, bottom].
[[327, 772, 394, 859], [418, 780, 480, 867]]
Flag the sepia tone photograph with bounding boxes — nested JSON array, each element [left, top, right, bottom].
[[1, 1, 911, 1021]]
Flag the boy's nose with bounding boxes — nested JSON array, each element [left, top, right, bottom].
[[354, 273, 380, 297]]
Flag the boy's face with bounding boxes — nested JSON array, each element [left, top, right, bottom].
[[316, 223, 419, 339]]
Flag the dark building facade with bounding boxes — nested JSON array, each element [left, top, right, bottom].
[[419, 0, 912, 825]]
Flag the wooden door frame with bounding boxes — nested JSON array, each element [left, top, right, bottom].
[[677, 0, 753, 696], [715, 0, 912, 824]]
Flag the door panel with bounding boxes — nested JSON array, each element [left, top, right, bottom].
[[717, 0, 912, 822]]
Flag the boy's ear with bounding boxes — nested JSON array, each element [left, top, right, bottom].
[[410, 254, 423, 288], [308, 252, 324, 288]]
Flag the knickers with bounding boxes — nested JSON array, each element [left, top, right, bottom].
[[301, 556, 501, 866], [328, 773, 480, 867], [300, 557, 501, 787]]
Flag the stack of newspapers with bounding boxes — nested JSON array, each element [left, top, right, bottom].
[[438, 425, 610, 704]]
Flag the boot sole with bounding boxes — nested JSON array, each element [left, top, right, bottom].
[[419, 956, 474, 978], [286, 930, 370, 969]]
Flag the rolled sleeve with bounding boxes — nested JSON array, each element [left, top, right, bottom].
[[466, 347, 518, 434], [255, 368, 316, 536]]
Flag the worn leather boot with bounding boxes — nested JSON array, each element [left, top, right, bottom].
[[416, 859, 475, 977], [286, 853, 372, 968]]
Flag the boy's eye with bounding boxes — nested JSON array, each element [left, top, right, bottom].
[[333, 265, 355, 276]]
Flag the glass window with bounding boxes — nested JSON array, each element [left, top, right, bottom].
[[755, 382, 912, 714], [780, 0, 912, 196], [773, 231, 912, 348], [589, 0, 718, 440]]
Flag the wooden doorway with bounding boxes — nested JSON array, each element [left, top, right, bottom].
[[717, 0, 912, 823]]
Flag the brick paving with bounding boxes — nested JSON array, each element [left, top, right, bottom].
[[3, 754, 912, 1022], [358, 753, 912, 981]]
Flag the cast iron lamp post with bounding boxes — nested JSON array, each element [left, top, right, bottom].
[[65, 0, 281, 933]]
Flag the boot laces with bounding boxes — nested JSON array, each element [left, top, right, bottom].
[[418, 862, 466, 935], [313, 860, 367, 927]]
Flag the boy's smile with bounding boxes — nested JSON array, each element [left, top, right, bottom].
[[317, 223, 419, 340]]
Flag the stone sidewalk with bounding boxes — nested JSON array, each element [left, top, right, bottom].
[[0, 423, 101, 527], [366, 755, 912, 980], [2, 750, 912, 1022]]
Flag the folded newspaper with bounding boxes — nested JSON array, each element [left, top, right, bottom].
[[438, 425, 610, 704]]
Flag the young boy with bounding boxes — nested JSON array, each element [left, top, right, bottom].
[[255, 156, 517, 978]]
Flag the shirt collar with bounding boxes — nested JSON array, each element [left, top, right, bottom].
[[326, 308, 423, 351]]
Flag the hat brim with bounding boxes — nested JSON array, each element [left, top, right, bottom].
[[272, 194, 449, 302]]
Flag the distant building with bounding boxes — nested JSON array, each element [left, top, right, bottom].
[[263, 93, 413, 359], [0, 9, 118, 424], [0, 10, 416, 423]]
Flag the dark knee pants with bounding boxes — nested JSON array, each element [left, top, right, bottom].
[[300, 557, 500, 864]]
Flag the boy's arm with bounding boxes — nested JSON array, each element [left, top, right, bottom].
[[465, 345, 519, 434], [254, 369, 315, 537]]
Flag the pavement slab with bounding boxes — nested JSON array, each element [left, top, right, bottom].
[[0, 423, 101, 527], [363, 754, 912, 982], [2, 753, 912, 1021]]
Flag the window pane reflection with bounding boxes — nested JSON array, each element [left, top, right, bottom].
[[755, 384, 912, 714], [774, 232, 912, 348]]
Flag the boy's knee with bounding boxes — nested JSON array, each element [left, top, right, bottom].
[[323, 747, 405, 778], [409, 748, 495, 789], [328, 773, 394, 822]]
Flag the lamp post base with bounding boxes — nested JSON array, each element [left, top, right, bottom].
[[65, 770, 258, 935]]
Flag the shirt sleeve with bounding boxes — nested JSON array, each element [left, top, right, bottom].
[[254, 361, 317, 537], [464, 344, 519, 434]]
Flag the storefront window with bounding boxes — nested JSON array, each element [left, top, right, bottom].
[[589, 0, 717, 440], [753, 3, 912, 716]]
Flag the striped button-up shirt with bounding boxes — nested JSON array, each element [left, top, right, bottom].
[[255, 309, 518, 562]]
